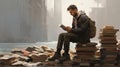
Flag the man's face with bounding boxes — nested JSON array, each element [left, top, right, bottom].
[[68, 9, 77, 17]]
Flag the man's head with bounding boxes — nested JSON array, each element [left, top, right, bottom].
[[67, 5, 78, 17]]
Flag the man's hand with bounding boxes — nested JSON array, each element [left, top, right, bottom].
[[65, 26, 72, 32]]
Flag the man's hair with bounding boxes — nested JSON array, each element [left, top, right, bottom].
[[67, 5, 78, 11]]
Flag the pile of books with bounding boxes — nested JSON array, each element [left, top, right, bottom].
[[99, 26, 119, 63], [74, 42, 97, 63]]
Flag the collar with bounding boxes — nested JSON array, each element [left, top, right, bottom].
[[73, 12, 81, 19]]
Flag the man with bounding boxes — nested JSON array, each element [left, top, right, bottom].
[[48, 4, 90, 61]]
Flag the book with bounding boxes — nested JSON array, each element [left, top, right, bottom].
[[102, 47, 117, 51], [99, 35, 116, 39], [100, 36, 117, 41], [76, 51, 95, 53], [75, 47, 96, 51], [76, 52, 95, 55], [101, 44, 118, 47], [59, 24, 66, 30], [100, 40, 118, 44], [105, 51, 118, 55]]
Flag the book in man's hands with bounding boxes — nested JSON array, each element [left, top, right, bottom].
[[59, 24, 66, 30]]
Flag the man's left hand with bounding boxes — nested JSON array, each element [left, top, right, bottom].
[[65, 26, 72, 32]]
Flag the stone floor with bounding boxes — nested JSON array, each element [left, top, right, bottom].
[[0, 64, 120, 67]]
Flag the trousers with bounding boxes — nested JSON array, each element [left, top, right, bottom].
[[56, 33, 81, 53]]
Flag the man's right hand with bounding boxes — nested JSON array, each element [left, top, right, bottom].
[[65, 26, 72, 32]]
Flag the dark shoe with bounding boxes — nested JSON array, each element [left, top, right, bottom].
[[48, 52, 61, 61], [58, 53, 71, 64], [62, 53, 70, 61]]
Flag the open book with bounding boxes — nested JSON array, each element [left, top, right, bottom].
[[59, 24, 66, 30]]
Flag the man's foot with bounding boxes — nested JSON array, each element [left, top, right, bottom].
[[48, 52, 61, 61], [62, 53, 70, 60], [58, 53, 71, 64]]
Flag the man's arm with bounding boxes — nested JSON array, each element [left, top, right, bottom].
[[71, 15, 89, 34], [60, 24, 72, 32]]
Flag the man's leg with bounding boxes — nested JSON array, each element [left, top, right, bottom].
[[48, 33, 67, 61], [56, 33, 67, 54], [61, 33, 80, 61], [63, 33, 80, 54]]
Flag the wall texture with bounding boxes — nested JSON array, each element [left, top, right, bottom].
[[0, 0, 48, 42], [0, 0, 62, 42], [0, 0, 119, 43], [90, 0, 120, 40]]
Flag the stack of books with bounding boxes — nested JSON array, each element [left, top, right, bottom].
[[99, 26, 119, 63], [74, 42, 97, 63]]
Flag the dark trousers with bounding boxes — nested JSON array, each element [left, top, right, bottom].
[[56, 33, 81, 54]]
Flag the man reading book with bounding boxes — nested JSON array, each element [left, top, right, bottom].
[[48, 4, 90, 61]]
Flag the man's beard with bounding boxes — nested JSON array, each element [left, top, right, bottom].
[[73, 13, 78, 18]]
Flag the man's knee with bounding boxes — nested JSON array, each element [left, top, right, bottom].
[[59, 33, 74, 39], [64, 33, 73, 38], [59, 33, 67, 37]]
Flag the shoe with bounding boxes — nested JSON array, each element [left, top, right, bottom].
[[62, 53, 71, 61], [48, 52, 61, 61], [58, 53, 71, 64]]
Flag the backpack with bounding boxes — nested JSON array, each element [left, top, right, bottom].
[[88, 18, 96, 38], [79, 14, 96, 38]]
